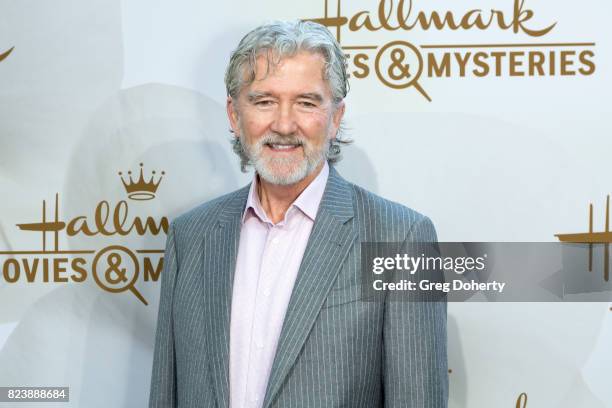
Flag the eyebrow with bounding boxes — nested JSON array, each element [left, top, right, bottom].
[[247, 92, 272, 102], [297, 93, 324, 103], [246, 91, 324, 103]]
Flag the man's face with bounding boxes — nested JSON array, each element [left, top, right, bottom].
[[227, 51, 344, 185]]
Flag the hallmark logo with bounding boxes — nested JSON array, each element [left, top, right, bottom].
[[304, 0, 596, 101], [0, 163, 168, 305], [119, 162, 165, 201]]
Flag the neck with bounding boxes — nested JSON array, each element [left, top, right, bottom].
[[257, 162, 325, 224]]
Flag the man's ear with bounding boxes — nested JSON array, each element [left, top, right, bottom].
[[330, 101, 345, 140], [227, 96, 240, 136]]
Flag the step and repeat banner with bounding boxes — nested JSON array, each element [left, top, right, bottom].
[[1, 0, 611, 407]]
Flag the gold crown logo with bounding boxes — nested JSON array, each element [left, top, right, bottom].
[[118, 163, 165, 201]]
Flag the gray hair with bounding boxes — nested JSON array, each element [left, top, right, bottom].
[[225, 20, 352, 170]]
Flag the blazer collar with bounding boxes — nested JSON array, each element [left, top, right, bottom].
[[317, 165, 354, 223], [218, 164, 354, 226]]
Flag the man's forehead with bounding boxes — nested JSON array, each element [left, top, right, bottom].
[[236, 51, 330, 99], [247, 50, 326, 80]]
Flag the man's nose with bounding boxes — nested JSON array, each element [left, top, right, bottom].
[[270, 104, 298, 135]]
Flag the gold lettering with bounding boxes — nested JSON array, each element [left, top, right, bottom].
[[66, 200, 167, 236], [454, 52, 472, 77], [130, 216, 169, 236], [472, 52, 490, 77], [560, 50, 576, 76], [114, 201, 130, 235], [427, 53, 451, 77], [579, 50, 596, 75], [397, 0, 412, 29], [491, 52, 506, 76], [53, 258, 68, 283], [67, 216, 96, 236], [493, 9, 512, 30], [528, 51, 546, 75], [43, 258, 49, 282], [349, 10, 379, 31], [94, 201, 113, 235], [513, 0, 556, 37], [71, 258, 87, 282], [378, 0, 397, 31], [344, 0, 556, 37], [144, 257, 164, 282], [549, 50, 556, 75], [460, 9, 494, 30], [352, 53, 370, 78], [410, 11, 458, 31], [3, 259, 20, 282], [509, 51, 525, 76], [23, 258, 39, 282]]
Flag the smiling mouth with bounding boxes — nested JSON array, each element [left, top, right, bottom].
[[265, 143, 302, 151]]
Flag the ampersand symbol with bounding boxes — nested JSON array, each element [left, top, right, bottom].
[[388, 48, 411, 80], [104, 253, 128, 284]]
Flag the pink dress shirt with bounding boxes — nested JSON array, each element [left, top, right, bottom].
[[229, 162, 329, 408]]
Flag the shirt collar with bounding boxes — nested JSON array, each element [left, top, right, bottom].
[[242, 161, 330, 224]]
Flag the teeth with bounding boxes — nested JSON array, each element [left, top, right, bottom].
[[270, 144, 297, 150]]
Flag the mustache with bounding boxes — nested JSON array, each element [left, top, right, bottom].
[[256, 133, 305, 147]]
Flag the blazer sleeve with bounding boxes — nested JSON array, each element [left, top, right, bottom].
[[383, 216, 448, 407], [149, 223, 179, 408]]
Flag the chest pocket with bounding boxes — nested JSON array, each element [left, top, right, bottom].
[[322, 285, 362, 308], [321, 243, 363, 308]]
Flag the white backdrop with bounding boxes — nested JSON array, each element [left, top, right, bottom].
[[1, 0, 611, 407]]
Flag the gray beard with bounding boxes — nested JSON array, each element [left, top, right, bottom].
[[240, 132, 327, 186]]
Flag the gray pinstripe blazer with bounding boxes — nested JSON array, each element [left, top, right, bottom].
[[149, 166, 448, 408]]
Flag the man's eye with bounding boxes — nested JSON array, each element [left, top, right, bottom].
[[298, 101, 316, 108], [255, 100, 274, 106]]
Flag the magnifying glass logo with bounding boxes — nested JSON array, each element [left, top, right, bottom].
[[375, 40, 432, 102], [93, 245, 148, 305]]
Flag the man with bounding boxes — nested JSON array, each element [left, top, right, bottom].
[[149, 20, 447, 408]]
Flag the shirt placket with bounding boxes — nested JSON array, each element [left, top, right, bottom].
[[245, 223, 284, 407]]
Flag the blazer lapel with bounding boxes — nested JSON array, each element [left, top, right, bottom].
[[263, 167, 357, 408], [202, 185, 249, 408]]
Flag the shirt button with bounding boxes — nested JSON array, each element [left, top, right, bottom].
[[263, 289, 271, 297], [256, 342, 264, 349], [272, 237, 279, 244]]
